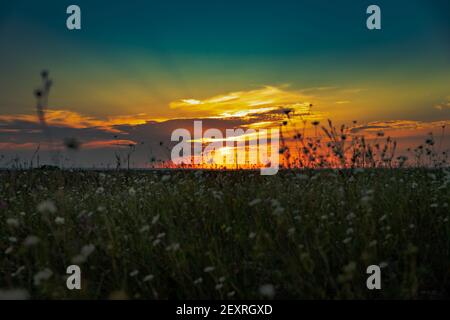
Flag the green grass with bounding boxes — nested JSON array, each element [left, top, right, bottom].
[[1, 168, 449, 299]]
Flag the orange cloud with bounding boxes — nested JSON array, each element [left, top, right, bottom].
[[170, 86, 314, 119], [0, 139, 137, 151], [82, 139, 137, 149], [0, 110, 155, 133], [0, 142, 40, 150], [351, 120, 450, 133]]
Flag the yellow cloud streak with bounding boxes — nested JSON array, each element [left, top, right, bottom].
[[0, 110, 155, 132], [170, 86, 314, 119]]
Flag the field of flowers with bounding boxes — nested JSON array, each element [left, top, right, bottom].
[[1, 168, 449, 299]]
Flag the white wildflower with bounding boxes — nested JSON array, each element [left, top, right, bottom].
[[33, 268, 53, 286], [54, 217, 65, 225], [129, 270, 139, 277], [37, 200, 57, 214], [204, 266, 215, 273], [143, 274, 154, 282], [152, 214, 160, 224], [81, 244, 95, 257], [271, 199, 281, 208], [248, 199, 261, 206], [273, 206, 284, 215], [227, 291, 236, 297], [346, 212, 356, 220], [166, 243, 180, 251], [23, 235, 40, 247], [6, 218, 19, 227], [259, 284, 275, 298], [72, 244, 95, 264], [11, 266, 25, 277], [342, 237, 352, 244]]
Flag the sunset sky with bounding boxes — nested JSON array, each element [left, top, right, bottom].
[[0, 0, 449, 167]]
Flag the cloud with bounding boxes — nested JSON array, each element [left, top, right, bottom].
[[434, 97, 450, 110], [350, 120, 450, 134], [170, 86, 313, 119], [0, 110, 153, 133], [0, 115, 126, 149], [82, 139, 137, 149], [335, 100, 351, 105], [0, 97, 279, 154], [0, 142, 40, 150]]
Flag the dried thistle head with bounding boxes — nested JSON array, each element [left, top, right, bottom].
[[34, 89, 43, 98], [64, 137, 81, 150], [41, 70, 49, 79]]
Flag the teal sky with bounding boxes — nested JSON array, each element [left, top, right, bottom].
[[0, 0, 449, 119]]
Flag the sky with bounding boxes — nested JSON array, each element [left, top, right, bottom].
[[0, 0, 449, 167]]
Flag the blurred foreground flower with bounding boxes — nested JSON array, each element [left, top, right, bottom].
[[23, 235, 40, 247], [37, 200, 57, 214], [259, 284, 275, 298], [6, 218, 19, 228], [55, 217, 65, 225], [204, 266, 215, 273], [143, 274, 154, 282], [71, 244, 95, 264], [0, 289, 29, 300], [248, 198, 261, 206], [33, 269, 53, 286]]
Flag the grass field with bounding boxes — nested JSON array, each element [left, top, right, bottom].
[[1, 168, 449, 299]]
